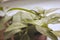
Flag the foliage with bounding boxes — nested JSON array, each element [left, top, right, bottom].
[[0, 7, 60, 40]]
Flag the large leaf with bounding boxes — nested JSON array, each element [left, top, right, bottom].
[[5, 23, 26, 32], [5, 13, 27, 32]]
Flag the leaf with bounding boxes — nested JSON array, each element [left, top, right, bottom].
[[15, 12, 38, 24], [21, 12, 36, 21], [52, 31, 60, 37], [35, 25, 58, 40], [12, 12, 22, 23], [5, 23, 26, 32], [12, 11, 35, 23], [46, 31, 58, 40], [48, 18, 60, 24], [5, 13, 27, 32], [47, 13, 60, 24], [35, 7, 45, 14], [35, 13, 60, 24], [45, 8, 60, 14], [2, 16, 12, 24], [7, 8, 35, 14]]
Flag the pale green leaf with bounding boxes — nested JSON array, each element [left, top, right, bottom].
[[5, 23, 26, 32], [2, 16, 12, 24], [47, 13, 60, 24], [35, 25, 58, 40], [45, 8, 60, 14], [52, 31, 60, 37], [5, 12, 26, 32], [12, 12, 22, 23], [35, 7, 45, 14]]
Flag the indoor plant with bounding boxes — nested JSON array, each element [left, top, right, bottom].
[[0, 7, 60, 40]]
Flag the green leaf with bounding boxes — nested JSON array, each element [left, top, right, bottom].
[[45, 8, 60, 14], [52, 31, 60, 37], [5, 13, 27, 32], [47, 13, 60, 24], [46, 31, 58, 40], [5, 23, 26, 32], [12, 12, 22, 23], [35, 25, 58, 40], [21, 12, 36, 21], [8, 8, 35, 14], [35, 7, 45, 14], [2, 16, 12, 24]]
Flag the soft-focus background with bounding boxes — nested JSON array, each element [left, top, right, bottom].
[[0, 0, 60, 40]]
